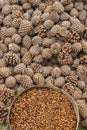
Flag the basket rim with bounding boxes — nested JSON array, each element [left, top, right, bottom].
[[7, 84, 79, 130]]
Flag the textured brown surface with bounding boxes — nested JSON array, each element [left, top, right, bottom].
[[10, 88, 76, 130]]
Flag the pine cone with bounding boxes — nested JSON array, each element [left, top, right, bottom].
[[57, 51, 73, 65], [67, 30, 80, 43], [4, 52, 20, 66]]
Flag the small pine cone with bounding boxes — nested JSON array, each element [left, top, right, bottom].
[[12, 34, 21, 44], [61, 0, 71, 5], [70, 22, 84, 34], [61, 65, 71, 76], [20, 47, 28, 56], [14, 74, 21, 83], [51, 67, 61, 78], [56, 26, 68, 40], [50, 43, 61, 55], [2, 5, 11, 15], [57, 52, 73, 65], [43, 20, 54, 30], [70, 17, 80, 25], [67, 30, 80, 43], [8, 43, 20, 52], [53, 1, 64, 14], [29, 0, 41, 7], [12, 18, 22, 28], [75, 2, 83, 11], [31, 63, 42, 73], [33, 8, 42, 16], [5, 76, 16, 88], [23, 12, 30, 20], [31, 15, 40, 26], [0, 67, 11, 78], [46, 76, 54, 85], [12, 10, 23, 19], [1, 27, 8, 40], [9, 0, 19, 4], [14, 63, 26, 74], [81, 40, 87, 54], [22, 3, 31, 10], [19, 75, 33, 89], [0, 85, 14, 104], [72, 59, 80, 68], [0, 59, 6, 67], [0, 43, 8, 53], [42, 66, 52, 77], [33, 55, 43, 63], [65, 75, 78, 86], [18, 20, 32, 36], [61, 21, 70, 29], [39, 3, 45, 12], [33, 73, 45, 85], [80, 55, 87, 67], [42, 48, 52, 59], [70, 8, 79, 17], [22, 51, 32, 65], [30, 45, 40, 56], [79, 10, 86, 21], [61, 42, 71, 53], [42, 38, 53, 47], [32, 36, 42, 46], [34, 24, 47, 38], [44, 5, 53, 13], [4, 52, 20, 66], [24, 67, 34, 78], [22, 35, 31, 49], [76, 100, 87, 118], [62, 82, 75, 95], [73, 87, 82, 100], [72, 42, 82, 53], [65, 2, 73, 11], [60, 12, 70, 21], [50, 11, 59, 23], [77, 80, 85, 90], [77, 65, 87, 80], [41, 13, 50, 22], [54, 77, 65, 88], [6, 27, 16, 37], [3, 15, 12, 27], [4, 37, 13, 46]]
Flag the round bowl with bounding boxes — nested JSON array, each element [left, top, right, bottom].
[[7, 84, 79, 130]]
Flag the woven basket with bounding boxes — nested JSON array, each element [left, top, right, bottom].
[[7, 84, 79, 130]]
